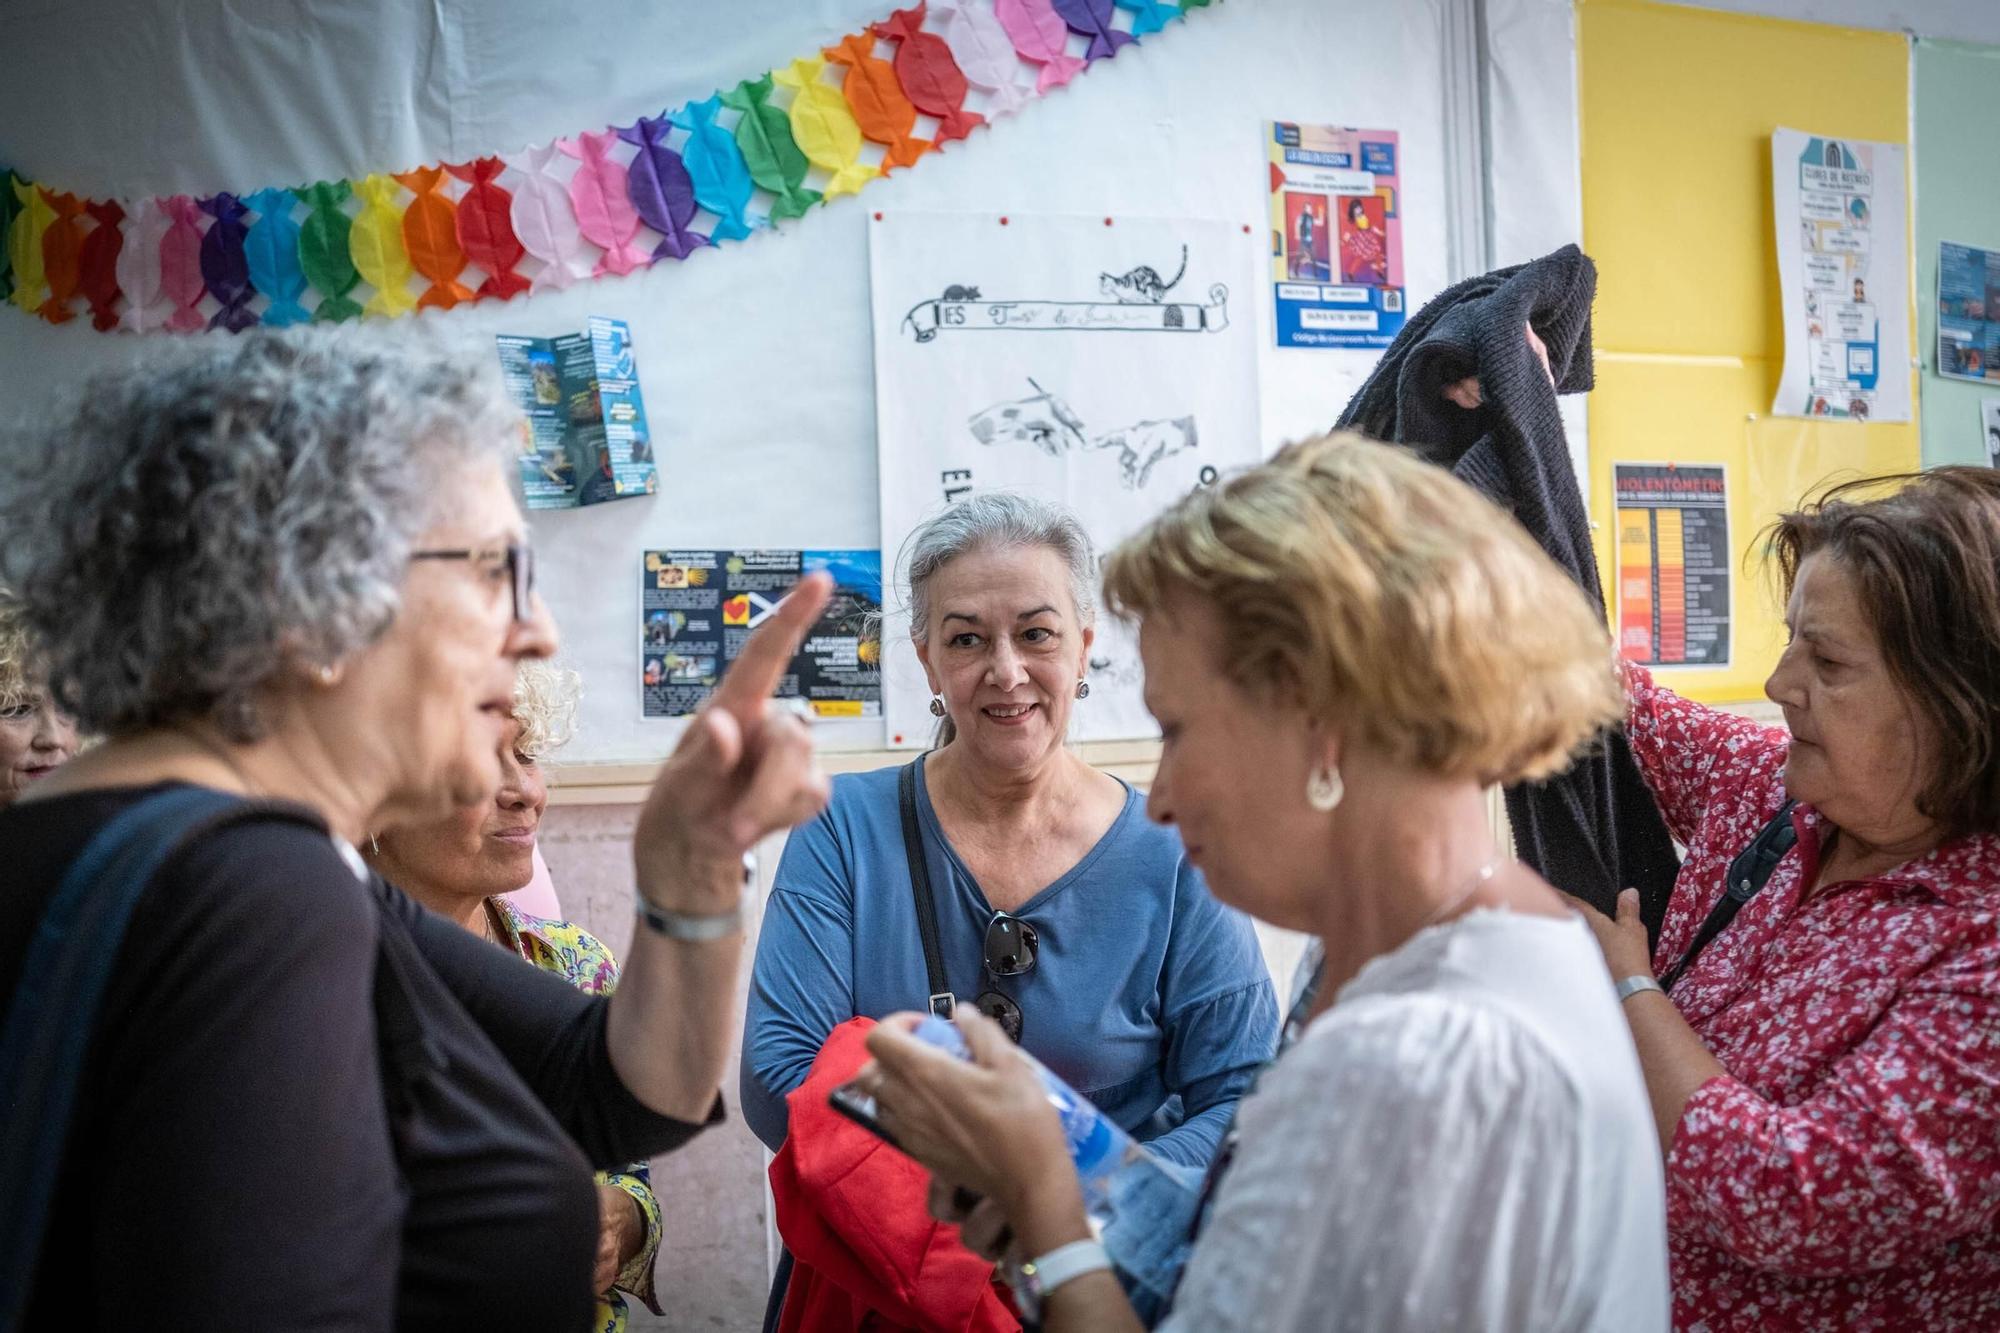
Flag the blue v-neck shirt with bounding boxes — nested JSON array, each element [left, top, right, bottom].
[[742, 760, 1278, 1168]]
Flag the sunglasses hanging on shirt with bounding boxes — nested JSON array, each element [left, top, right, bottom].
[[975, 912, 1037, 1043], [898, 761, 1038, 1044]]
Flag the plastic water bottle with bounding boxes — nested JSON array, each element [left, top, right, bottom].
[[911, 1015, 1197, 1313]]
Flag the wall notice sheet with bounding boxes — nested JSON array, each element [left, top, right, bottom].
[[1985, 399, 2000, 469], [497, 315, 657, 509], [1615, 464, 1730, 668], [641, 550, 881, 719], [870, 212, 1260, 746], [1265, 122, 1405, 350], [1939, 242, 2000, 383], [1770, 128, 1911, 421]]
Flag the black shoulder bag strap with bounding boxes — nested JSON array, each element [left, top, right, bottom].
[[1658, 798, 1800, 993], [897, 760, 955, 1019], [0, 787, 319, 1330]]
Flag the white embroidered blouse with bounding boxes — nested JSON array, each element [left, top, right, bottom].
[[1164, 910, 1669, 1332]]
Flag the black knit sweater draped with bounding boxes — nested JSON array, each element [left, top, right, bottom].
[[1337, 244, 1680, 935]]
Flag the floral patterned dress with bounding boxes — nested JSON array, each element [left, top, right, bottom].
[[1625, 665, 2000, 1331], [489, 898, 665, 1333]]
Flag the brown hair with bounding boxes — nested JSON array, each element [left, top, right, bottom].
[[1103, 433, 1623, 786], [1768, 466, 2000, 836]]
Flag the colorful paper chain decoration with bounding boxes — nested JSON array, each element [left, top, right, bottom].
[[0, 0, 1209, 335]]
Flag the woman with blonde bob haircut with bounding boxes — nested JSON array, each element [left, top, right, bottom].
[[859, 434, 1671, 1332]]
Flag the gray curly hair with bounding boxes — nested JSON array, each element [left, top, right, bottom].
[[901, 491, 1097, 747], [0, 327, 520, 742]]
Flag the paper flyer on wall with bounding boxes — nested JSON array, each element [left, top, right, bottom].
[[1614, 464, 1730, 668], [496, 315, 657, 509], [1770, 128, 1910, 421], [1938, 242, 2000, 383], [1984, 399, 2000, 469], [1265, 122, 1405, 350], [869, 212, 1260, 746], [640, 549, 881, 719]]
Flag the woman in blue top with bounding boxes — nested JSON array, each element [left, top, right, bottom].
[[742, 494, 1277, 1173]]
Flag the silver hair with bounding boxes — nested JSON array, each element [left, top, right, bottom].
[[900, 491, 1096, 746], [0, 326, 520, 742]]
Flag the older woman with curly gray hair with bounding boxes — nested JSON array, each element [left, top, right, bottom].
[[0, 329, 833, 1332]]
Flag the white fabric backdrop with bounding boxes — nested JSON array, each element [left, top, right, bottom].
[[0, 0, 1597, 765]]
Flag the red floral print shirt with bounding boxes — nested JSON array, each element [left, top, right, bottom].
[[1625, 666, 2000, 1331]]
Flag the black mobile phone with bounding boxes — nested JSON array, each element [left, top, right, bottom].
[[828, 1079, 902, 1149]]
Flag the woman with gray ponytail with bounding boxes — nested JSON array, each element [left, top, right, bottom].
[[742, 492, 1277, 1325]]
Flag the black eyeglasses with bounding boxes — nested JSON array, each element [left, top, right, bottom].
[[974, 912, 1037, 1043], [411, 542, 536, 623]]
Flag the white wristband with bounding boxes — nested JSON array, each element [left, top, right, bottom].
[[635, 898, 744, 941], [1021, 1238, 1111, 1299], [1615, 974, 1665, 1003]]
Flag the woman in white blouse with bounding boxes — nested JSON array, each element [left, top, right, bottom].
[[860, 434, 1669, 1331]]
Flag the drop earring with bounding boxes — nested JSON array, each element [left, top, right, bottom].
[[1306, 764, 1344, 812], [928, 696, 947, 717], [1075, 680, 1090, 699]]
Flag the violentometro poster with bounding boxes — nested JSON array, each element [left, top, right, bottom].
[[1615, 464, 1730, 668], [1938, 242, 2000, 383], [640, 550, 881, 719], [1265, 122, 1405, 350], [1771, 128, 1911, 421], [497, 315, 657, 509], [869, 212, 1259, 745]]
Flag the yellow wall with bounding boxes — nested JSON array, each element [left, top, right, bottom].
[[1578, 0, 1919, 702]]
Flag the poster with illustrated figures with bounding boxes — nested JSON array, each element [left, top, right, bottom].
[[869, 212, 1259, 747], [1770, 128, 1911, 422]]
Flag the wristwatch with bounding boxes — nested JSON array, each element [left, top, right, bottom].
[[1014, 1238, 1111, 1321]]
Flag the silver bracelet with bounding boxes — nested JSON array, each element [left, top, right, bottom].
[[635, 897, 744, 942], [1615, 974, 1665, 1003]]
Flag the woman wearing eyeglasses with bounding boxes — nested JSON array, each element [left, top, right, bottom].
[[0, 330, 833, 1332], [743, 493, 1277, 1325]]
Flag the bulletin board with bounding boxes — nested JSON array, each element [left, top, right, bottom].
[[1577, 0, 1919, 704], [0, 0, 1490, 767], [1914, 38, 2000, 468]]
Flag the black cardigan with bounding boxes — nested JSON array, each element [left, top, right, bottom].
[[1338, 245, 1680, 934]]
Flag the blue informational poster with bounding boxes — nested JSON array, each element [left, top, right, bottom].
[[1938, 241, 2000, 384], [1265, 122, 1406, 350], [496, 315, 658, 509]]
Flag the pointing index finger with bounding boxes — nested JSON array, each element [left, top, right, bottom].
[[707, 572, 834, 718]]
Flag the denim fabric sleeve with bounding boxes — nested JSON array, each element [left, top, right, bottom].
[[1143, 864, 1278, 1170], [739, 807, 857, 1152]]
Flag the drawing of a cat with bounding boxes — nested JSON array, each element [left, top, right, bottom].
[[1100, 244, 1188, 303]]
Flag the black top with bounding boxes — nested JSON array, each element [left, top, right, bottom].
[[1336, 244, 1683, 937], [0, 783, 716, 1331]]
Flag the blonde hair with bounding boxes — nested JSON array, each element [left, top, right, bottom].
[[0, 603, 30, 709], [512, 659, 582, 761], [1102, 433, 1622, 785]]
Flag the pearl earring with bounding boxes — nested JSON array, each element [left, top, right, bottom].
[[928, 696, 947, 717], [1306, 764, 1344, 812]]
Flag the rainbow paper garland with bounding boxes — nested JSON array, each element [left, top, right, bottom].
[[0, 0, 1210, 335]]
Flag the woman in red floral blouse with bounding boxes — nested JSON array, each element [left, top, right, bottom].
[[1583, 467, 2000, 1330]]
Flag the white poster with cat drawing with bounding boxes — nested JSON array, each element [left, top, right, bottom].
[[869, 211, 1261, 748]]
